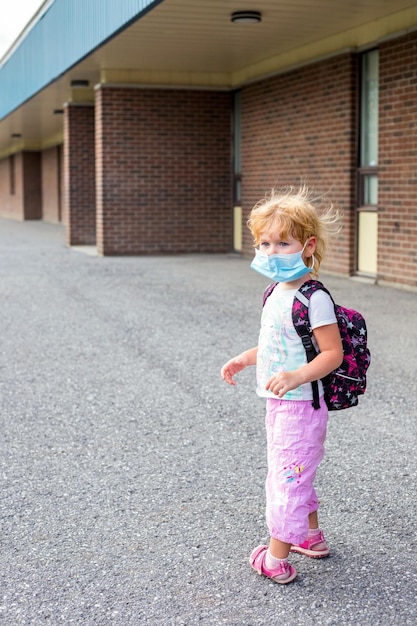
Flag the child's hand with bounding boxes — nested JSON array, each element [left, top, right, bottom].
[[221, 356, 247, 385], [221, 347, 258, 385], [265, 370, 302, 397]]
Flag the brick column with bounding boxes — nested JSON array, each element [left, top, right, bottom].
[[63, 104, 96, 245], [22, 152, 42, 219], [95, 85, 232, 255]]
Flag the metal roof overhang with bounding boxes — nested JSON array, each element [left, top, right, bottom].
[[1, 0, 417, 158]]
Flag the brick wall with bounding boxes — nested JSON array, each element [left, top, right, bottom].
[[63, 105, 96, 245], [42, 145, 62, 223], [0, 151, 41, 219], [0, 154, 23, 218], [95, 87, 232, 255], [240, 53, 358, 275], [379, 32, 417, 288]]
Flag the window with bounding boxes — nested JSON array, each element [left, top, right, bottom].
[[358, 49, 379, 207]]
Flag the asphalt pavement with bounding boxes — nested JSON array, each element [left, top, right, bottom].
[[1, 217, 416, 625]]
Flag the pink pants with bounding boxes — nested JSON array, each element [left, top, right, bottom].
[[265, 397, 328, 545]]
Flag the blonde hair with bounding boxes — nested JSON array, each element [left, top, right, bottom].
[[247, 185, 341, 277]]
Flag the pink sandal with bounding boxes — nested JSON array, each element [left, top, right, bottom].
[[290, 530, 330, 558], [249, 545, 297, 584]]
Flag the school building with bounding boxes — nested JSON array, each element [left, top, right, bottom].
[[1, 0, 417, 288]]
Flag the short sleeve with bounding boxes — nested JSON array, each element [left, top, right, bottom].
[[309, 289, 337, 330]]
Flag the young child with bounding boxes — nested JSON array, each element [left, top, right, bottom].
[[221, 185, 343, 584]]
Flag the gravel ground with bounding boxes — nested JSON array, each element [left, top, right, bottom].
[[1, 218, 416, 625]]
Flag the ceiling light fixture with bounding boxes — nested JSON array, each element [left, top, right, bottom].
[[231, 10, 262, 24], [70, 79, 89, 87]]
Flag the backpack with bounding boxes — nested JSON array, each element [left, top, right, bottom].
[[263, 279, 371, 411]]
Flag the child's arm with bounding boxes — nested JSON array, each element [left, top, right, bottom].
[[221, 346, 258, 386], [265, 323, 343, 397]]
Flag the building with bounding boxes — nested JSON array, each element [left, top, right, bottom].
[[1, 0, 417, 288]]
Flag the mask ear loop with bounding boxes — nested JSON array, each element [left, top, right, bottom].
[[302, 239, 315, 270]]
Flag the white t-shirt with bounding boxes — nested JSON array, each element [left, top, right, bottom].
[[256, 285, 337, 400]]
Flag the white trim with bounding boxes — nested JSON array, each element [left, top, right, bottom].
[[0, 0, 55, 68]]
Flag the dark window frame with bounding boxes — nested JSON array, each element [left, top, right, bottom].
[[357, 166, 379, 211]]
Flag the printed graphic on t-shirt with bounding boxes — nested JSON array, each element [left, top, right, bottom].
[[256, 287, 335, 400], [257, 289, 309, 400]]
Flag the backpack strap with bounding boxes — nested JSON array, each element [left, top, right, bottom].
[[263, 282, 278, 306], [293, 280, 330, 410]]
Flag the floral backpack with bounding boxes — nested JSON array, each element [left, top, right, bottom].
[[263, 279, 371, 411]]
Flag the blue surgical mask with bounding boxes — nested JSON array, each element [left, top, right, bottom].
[[250, 243, 313, 283]]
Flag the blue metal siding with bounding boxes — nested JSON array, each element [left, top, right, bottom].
[[0, 0, 164, 120]]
